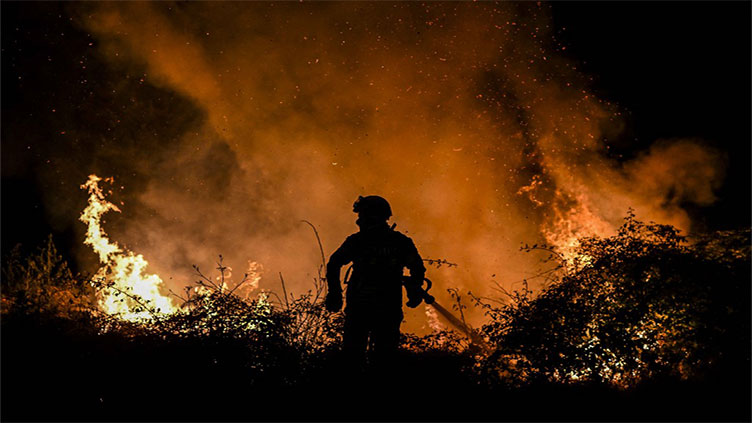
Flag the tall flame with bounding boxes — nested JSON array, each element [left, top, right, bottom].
[[80, 175, 176, 320]]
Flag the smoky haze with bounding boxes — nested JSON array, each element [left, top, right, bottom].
[[50, 2, 727, 332]]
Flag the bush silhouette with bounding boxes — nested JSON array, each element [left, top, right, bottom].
[[1, 213, 749, 421], [476, 212, 750, 388]]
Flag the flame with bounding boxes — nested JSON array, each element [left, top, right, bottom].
[[238, 261, 262, 299], [80, 175, 177, 320], [543, 190, 614, 264]]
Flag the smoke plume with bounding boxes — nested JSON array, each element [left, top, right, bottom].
[[60, 2, 725, 331]]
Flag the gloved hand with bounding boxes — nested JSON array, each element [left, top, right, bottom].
[[405, 286, 424, 308], [325, 290, 343, 312]]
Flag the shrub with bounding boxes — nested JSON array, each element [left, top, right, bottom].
[[475, 212, 750, 387], [1, 235, 96, 317]]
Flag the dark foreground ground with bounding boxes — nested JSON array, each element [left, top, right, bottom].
[[2, 312, 749, 422]]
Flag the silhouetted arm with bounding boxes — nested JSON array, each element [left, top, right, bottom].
[[402, 237, 427, 308], [326, 236, 355, 295], [404, 238, 426, 289]]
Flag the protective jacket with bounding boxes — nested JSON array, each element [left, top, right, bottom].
[[326, 222, 425, 311]]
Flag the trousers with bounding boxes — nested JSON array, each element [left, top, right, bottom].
[[343, 305, 403, 370]]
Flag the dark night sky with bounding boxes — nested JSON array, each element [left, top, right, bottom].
[[549, 1, 750, 230], [2, 1, 750, 265]]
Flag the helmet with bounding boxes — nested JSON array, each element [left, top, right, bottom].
[[353, 195, 392, 220]]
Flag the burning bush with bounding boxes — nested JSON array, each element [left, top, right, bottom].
[[1, 237, 348, 420], [2, 212, 749, 420], [475, 212, 751, 387]]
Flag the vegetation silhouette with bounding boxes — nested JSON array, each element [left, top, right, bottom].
[[1, 212, 749, 421], [475, 212, 750, 389]]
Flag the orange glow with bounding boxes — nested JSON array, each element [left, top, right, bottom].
[[80, 175, 177, 320], [73, 2, 725, 333]]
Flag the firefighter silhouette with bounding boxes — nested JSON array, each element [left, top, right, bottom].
[[325, 195, 426, 370]]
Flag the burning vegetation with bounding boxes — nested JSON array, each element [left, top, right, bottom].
[[80, 175, 177, 320], [1, 174, 748, 420]]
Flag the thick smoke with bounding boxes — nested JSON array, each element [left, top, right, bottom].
[[66, 2, 724, 332]]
